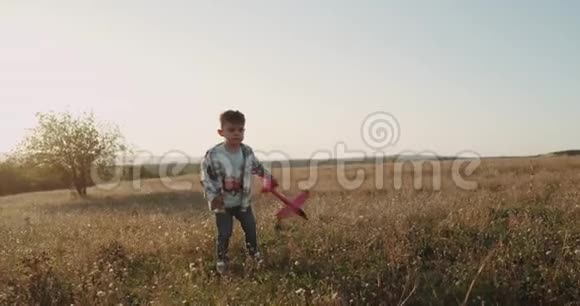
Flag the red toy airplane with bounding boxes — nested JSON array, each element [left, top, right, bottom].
[[261, 177, 309, 220]]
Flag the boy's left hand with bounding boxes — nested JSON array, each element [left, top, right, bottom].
[[270, 177, 279, 188], [210, 195, 225, 210]]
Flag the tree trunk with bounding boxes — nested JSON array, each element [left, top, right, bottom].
[[71, 166, 83, 196], [80, 168, 88, 196], [73, 175, 87, 196], [74, 182, 83, 195]]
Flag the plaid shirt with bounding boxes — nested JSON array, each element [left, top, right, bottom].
[[200, 143, 272, 211]]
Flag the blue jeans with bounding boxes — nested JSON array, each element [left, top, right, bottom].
[[215, 206, 258, 261]]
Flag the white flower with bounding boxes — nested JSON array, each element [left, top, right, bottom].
[[97, 291, 106, 298], [295, 288, 305, 295]]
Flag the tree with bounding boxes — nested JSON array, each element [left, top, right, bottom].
[[16, 111, 127, 196]]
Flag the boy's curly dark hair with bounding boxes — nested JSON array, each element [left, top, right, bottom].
[[220, 110, 245, 127]]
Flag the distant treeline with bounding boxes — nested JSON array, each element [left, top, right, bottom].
[[0, 155, 466, 197], [0, 161, 69, 196], [0, 161, 201, 197], [267, 155, 461, 168], [550, 150, 580, 156]]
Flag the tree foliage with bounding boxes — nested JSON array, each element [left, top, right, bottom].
[[16, 111, 126, 196]]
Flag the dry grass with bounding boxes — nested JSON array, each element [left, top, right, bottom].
[[0, 156, 579, 305]]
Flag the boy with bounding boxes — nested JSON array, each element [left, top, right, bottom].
[[200, 110, 278, 274]]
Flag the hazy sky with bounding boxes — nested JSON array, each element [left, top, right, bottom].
[[1, 1, 579, 160]]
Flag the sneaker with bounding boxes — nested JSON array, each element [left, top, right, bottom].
[[216, 260, 226, 274]]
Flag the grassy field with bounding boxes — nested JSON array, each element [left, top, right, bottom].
[[0, 157, 579, 305]]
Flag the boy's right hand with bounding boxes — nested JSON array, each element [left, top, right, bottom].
[[211, 195, 224, 210]]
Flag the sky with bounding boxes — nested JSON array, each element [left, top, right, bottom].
[[1, 0, 579, 161]]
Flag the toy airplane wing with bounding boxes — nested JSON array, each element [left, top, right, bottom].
[[275, 190, 309, 220], [262, 177, 309, 220]]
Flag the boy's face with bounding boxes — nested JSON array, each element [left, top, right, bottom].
[[218, 122, 245, 146]]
